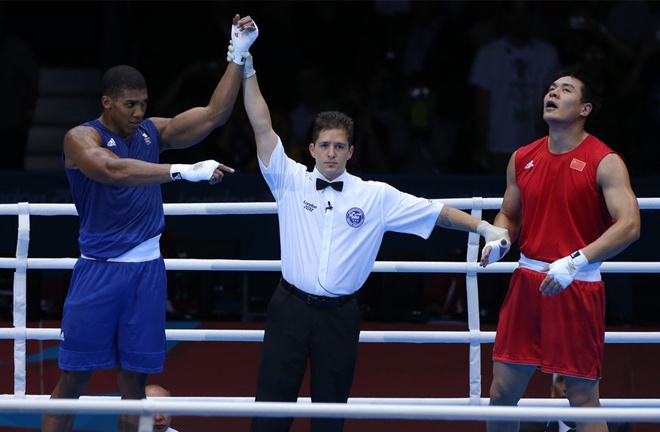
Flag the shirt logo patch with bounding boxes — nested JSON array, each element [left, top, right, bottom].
[[107, 138, 117, 148], [346, 207, 365, 228], [570, 158, 586, 172], [524, 160, 534, 170], [303, 200, 317, 212], [142, 132, 152, 145]]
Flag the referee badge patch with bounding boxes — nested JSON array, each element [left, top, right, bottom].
[[346, 207, 365, 228]]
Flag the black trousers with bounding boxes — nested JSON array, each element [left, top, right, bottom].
[[250, 280, 361, 432]]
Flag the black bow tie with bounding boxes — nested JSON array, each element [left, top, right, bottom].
[[316, 178, 343, 192]]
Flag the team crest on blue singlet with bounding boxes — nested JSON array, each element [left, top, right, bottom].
[[345, 207, 364, 228]]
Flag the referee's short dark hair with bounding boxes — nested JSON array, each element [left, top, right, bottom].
[[312, 111, 355, 145]]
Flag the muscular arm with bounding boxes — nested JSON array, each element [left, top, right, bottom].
[[242, 69, 279, 167], [63, 126, 174, 187], [493, 152, 522, 242], [154, 62, 243, 151], [581, 153, 640, 263], [155, 15, 257, 151]]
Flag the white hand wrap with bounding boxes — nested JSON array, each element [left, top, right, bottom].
[[546, 250, 589, 289], [477, 221, 511, 264], [226, 42, 236, 63], [230, 21, 259, 65], [170, 160, 220, 182], [226, 43, 255, 79], [242, 51, 256, 78]]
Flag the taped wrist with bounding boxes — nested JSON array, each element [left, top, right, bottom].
[[170, 164, 185, 181], [476, 221, 510, 244], [232, 51, 246, 66], [569, 249, 589, 272], [243, 52, 256, 79]]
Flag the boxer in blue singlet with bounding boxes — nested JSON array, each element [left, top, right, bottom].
[[41, 14, 258, 432]]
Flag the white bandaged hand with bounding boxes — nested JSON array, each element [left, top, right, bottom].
[[546, 250, 589, 289], [230, 20, 259, 65], [226, 42, 235, 63], [477, 221, 511, 265], [170, 160, 220, 182]]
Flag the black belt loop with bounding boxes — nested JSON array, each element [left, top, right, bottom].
[[279, 277, 356, 307]]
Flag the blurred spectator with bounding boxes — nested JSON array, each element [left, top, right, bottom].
[[0, 1, 39, 170], [145, 384, 180, 432], [390, 72, 449, 173], [561, 2, 636, 65], [468, 0, 560, 174], [390, 2, 476, 173], [399, 2, 445, 83]]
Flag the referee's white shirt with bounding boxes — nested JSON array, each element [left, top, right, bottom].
[[259, 138, 444, 297]]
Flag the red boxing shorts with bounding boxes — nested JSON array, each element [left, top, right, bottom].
[[492, 267, 606, 379]]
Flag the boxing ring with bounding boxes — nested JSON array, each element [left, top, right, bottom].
[[1, 198, 660, 431]]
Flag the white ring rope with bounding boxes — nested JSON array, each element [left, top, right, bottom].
[[1, 199, 659, 426], [1, 258, 659, 274], [0, 397, 660, 423], [2, 328, 660, 343]]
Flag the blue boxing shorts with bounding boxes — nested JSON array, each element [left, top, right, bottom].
[[58, 257, 167, 373]]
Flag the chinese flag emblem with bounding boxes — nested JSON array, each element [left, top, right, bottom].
[[570, 158, 586, 172]]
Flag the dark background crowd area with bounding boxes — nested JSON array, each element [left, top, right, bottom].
[[2, 0, 660, 327], [3, 0, 660, 176]]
